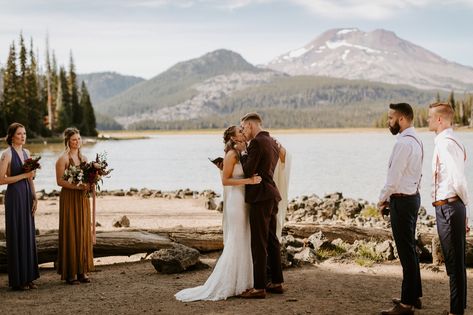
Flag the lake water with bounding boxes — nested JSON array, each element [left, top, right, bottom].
[[14, 130, 473, 212]]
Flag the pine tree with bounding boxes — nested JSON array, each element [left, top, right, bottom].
[[68, 53, 82, 127], [436, 91, 441, 102], [25, 38, 43, 136], [448, 90, 455, 109], [79, 81, 97, 136], [56, 67, 72, 131], [2, 42, 21, 127]]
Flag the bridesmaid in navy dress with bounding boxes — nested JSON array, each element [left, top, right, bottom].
[[0, 123, 39, 290]]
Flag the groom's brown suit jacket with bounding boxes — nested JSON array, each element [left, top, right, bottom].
[[241, 131, 281, 204]]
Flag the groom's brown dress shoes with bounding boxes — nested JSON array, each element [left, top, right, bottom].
[[392, 298, 422, 309], [380, 304, 414, 315], [266, 283, 284, 294], [239, 288, 266, 299]]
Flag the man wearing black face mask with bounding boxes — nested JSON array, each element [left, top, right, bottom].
[[378, 103, 424, 315]]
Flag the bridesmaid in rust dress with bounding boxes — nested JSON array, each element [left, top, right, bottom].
[[0, 123, 39, 290], [55, 127, 93, 284]]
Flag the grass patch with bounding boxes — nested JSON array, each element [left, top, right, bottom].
[[360, 205, 381, 218], [316, 245, 347, 260], [354, 244, 382, 267]]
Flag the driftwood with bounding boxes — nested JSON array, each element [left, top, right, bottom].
[[0, 230, 172, 272], [2, 224, 473, 272], [283, 223, 395, 243]]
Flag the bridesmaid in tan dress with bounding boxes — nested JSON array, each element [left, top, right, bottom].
[[55, 128, 93, 284]]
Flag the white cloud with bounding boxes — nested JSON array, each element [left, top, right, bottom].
[[288, 0, 473, 19]]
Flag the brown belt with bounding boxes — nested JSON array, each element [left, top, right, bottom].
[[391, 193, 418, 198], [432, 196, 460, 207]]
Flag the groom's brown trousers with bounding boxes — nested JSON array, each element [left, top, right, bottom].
[[249, 198, 284, 290]]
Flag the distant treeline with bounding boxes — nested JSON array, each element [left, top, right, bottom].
[[128, 76, 440, 129], [374, 92, 473, 128], [0, 34, 97, 137]]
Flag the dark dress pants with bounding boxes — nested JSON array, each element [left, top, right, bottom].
[[390, 194, 423, 305], [249, 198, 284, 289], [436, 200, 467, 315]]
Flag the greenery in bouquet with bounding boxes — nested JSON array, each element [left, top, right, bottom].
[[81, 152, 113, 192]]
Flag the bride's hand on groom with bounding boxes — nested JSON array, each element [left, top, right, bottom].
[[247, 174, 262, 185]]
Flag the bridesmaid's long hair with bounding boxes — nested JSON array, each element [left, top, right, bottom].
[[223, 126, 239, 161], [63, 127, 84, 161], [5, 122, 25, 146]]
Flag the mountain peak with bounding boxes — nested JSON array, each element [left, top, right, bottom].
[[267, 28, 473, 91]]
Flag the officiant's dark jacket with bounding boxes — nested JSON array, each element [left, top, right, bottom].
[[241, 131, 281, 203]]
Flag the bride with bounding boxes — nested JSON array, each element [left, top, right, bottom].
[[175, 126, 261, 301]]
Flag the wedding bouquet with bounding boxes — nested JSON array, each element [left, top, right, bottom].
[[63, 164, 85, 186], [81, 152, 113, 192], [22, 156, 41, 173]]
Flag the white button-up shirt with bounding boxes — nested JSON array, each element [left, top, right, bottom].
[[379, 127, 423, 203], [432, 128, 470, 218]]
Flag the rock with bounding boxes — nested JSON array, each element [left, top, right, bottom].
[[205, 198, 217, 210], [375, 240, 395, 260], [432, 235, 444, 265], [129, 187, 139, 193], [113, 190, 125, 197], [216, 201, 224, 213], [307, 231, 335, 251], [280, 244, 293, 268], [113, 215, 130, 228], [282, 235, 304, 248], [139, 188, 153, 198], [293, 247, 318, 265], [338, 198, 363, 219], [150, 244, 200, 274], [324, 192, 343, 201], [96, 222, 102, 227]]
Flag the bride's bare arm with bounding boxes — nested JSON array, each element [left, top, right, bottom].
[[222, 150, 261, 186]]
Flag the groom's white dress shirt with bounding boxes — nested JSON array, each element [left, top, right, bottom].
[[379, 127, 423, 204], [432, 128, 471, 219]]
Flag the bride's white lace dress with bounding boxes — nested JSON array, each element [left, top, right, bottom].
[[175, 162, 253, 301]]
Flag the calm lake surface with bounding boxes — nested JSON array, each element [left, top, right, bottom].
[[17, 130, 473, 212]]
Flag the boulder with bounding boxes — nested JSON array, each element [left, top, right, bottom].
[[113, 215, 130, 228], [150, 243, 200, 274], [307, 231, 335, 251], [338, 199, 363, 219], [292, 247, 318, 265], [205, 198, 217, 210], [375, 240, 395, 260]]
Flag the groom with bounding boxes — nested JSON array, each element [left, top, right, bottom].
[[239, 112, 284, 299]]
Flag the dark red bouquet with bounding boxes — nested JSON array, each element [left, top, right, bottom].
[[22, 156, 42, 173], [80, 152, 113, 192]]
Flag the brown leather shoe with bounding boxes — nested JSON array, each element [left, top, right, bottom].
[[380, 304, 414, 315], [392, 298, 422, 309], [239, 288, 266, 299], [266, 283, 284, 294]]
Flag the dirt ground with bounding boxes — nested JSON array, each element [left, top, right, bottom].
[[1, 257, 472, 315], [1, 196, 473, 314]]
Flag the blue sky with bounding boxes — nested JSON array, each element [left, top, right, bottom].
[[1, 0, 472, 78]]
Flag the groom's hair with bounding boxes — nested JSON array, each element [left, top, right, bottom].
[[241, 112, 262, 124]]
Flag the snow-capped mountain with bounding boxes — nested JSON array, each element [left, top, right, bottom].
[[267, 28, 473, 91]]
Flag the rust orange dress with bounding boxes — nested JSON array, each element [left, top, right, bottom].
[[57, 155, 94, 280]]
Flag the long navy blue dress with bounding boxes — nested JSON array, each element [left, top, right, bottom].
[[5, 147, 39, 287]]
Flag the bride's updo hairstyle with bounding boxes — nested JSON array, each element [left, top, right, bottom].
[[223, 126, 239, 156]]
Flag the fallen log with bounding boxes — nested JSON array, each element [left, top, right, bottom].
[[0, 230, 172, 272]]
